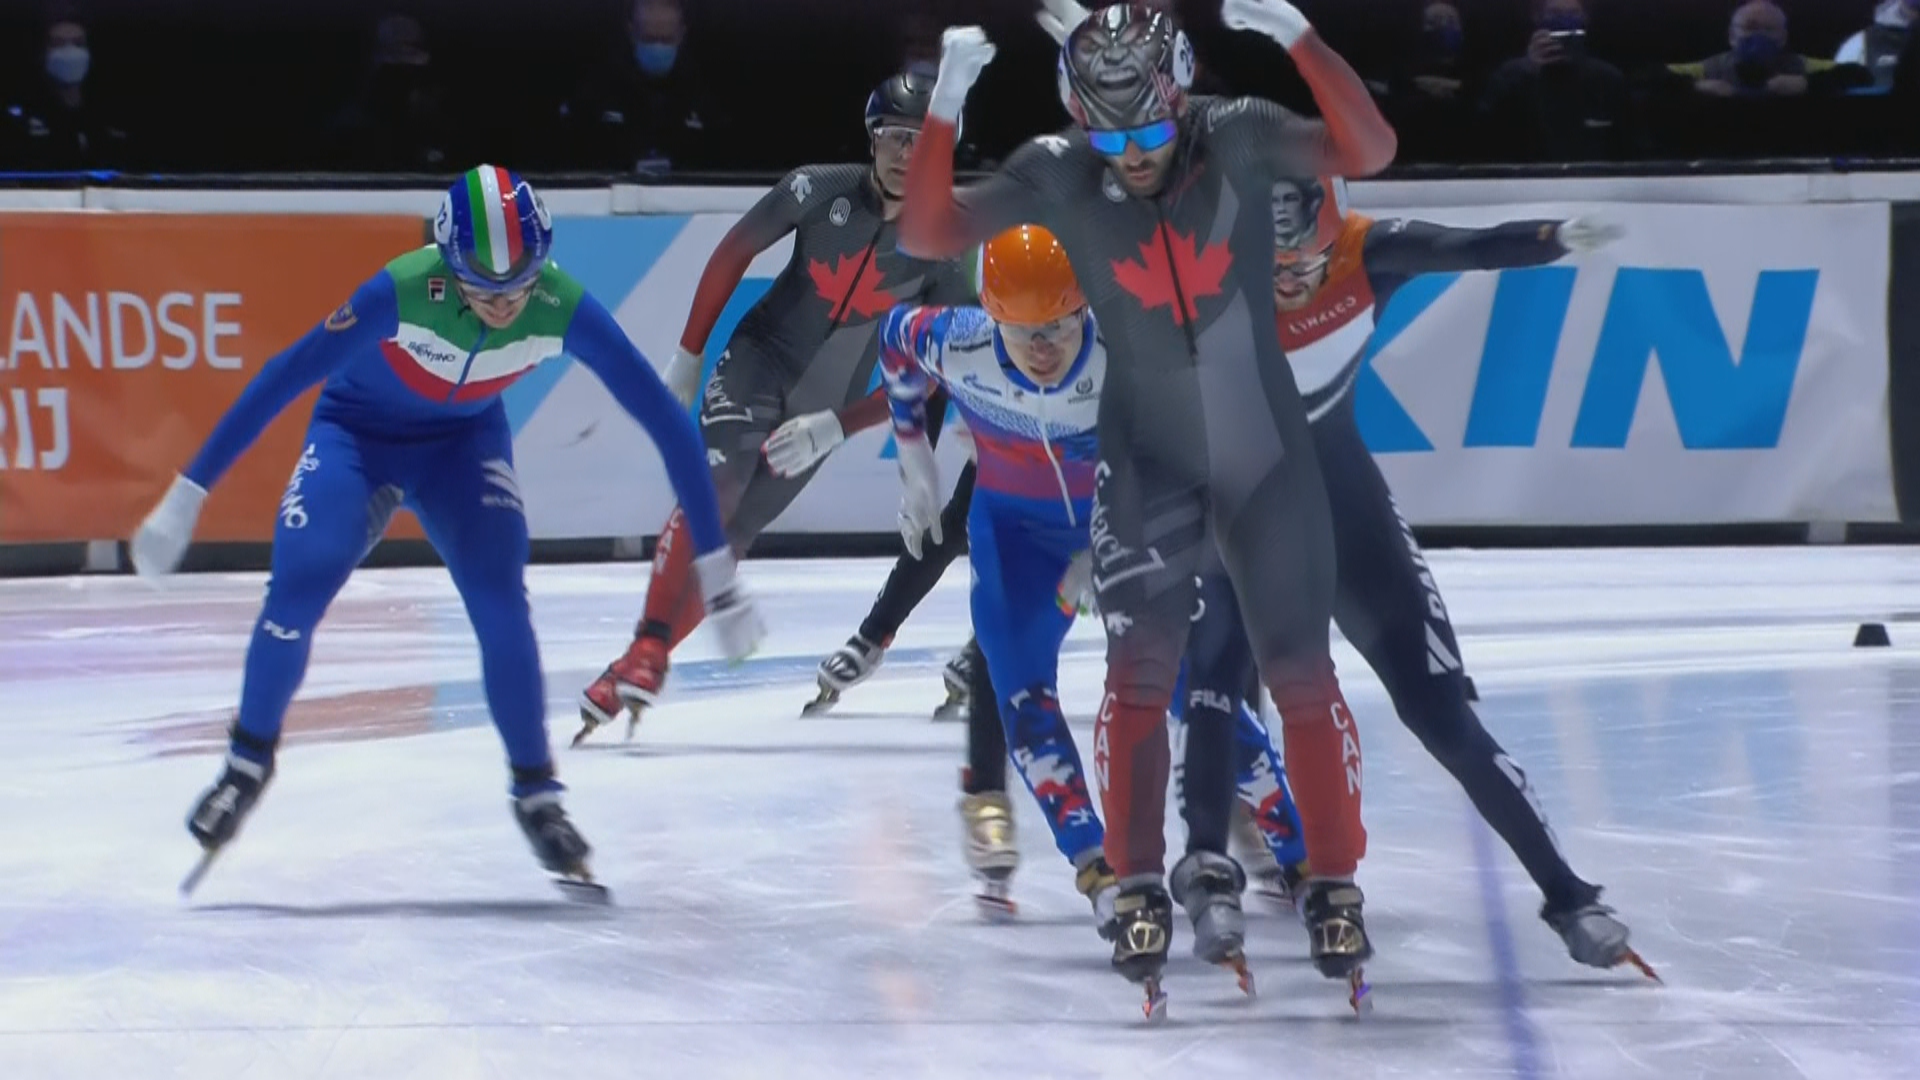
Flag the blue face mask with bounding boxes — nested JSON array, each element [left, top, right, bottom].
[[635, 42, 678, 76], [1734, 33, 1782, 64], [1539, 11, 1584, 32], [1426, 25, 1464, 55]]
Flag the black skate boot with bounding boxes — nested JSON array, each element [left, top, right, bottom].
[[804, 634, 886, 716], [1109, 881, 1174, 1020], [1301, 879, 1375, 1014], [1169, 851, 1254, 996], [932, 640, 976, 722], [179, 748, 274, 896], [1543, 890, 1658, 981], [187, 752, 273, 850], [513, 790, 608, 904]]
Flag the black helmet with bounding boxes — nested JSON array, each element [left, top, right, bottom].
[[864, 72, 962, 140], [1058, 4, 1194, 130]]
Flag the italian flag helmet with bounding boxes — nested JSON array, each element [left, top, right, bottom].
[[433, 164, 553, 294]]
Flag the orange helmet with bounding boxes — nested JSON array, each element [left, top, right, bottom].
[[978, 224, 1086, 326]]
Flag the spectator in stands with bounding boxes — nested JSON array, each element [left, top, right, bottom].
[[1385, 1, 1485, 162], [1670, 1, 1860, 99], [330, 14, 456, 170], [1477, 0, 1638, 162], [1835, 0, 1918, 93], [3, 11, 131, 171], [560, 0, 726, 176]]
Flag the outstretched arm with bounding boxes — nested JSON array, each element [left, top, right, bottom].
[[1222, 0, 1397, 176], [899, 28, 1049, 259], [184, 272, 399, 490], [566, 294, 728, 556], [1364, 215, 1622, 278], [876, 305, 951, 437]]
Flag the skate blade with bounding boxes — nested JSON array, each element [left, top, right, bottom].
[[553, 867, 612, 905], [930, 703, 968, 723], [570, 712, 604, 748], [1141, 977, 1169, 1023], [1618, 948, 1662, 984], [1348, 968, 1374, 1016], [179, 846, 222, 897], [800, 690, 839, 717], [973, 893, 1018, 922], [1215, 953, 1256, 998], [623, 704, 646, 742]]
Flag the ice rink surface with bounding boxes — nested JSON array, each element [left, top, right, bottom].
[[3, 547, 1919, 1079]]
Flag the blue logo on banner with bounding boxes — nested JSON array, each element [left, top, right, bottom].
[[1355, 267, 1820, 453]]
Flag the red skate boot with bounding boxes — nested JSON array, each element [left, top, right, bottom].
[[574, 635, 670, 746]]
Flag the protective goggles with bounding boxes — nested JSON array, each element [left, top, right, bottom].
[[456, 278, 536, 304], [1086, 119, 1178, 156], [871, 124, 920, 153], [1002, 313, 1083, 346]]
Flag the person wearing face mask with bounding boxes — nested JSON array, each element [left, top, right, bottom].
[[331, 14, 455, 170], [1837, 0, 1919, 93], [1478, 0, 1638, 162], [132, 167, 764, 900], [1387, 2, 1485, 162], [1671, 0, 1853, 100], [559, 0, 727, 173], [4, 15, 130, 170]]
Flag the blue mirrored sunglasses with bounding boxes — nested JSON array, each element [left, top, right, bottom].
[[1086, 120, 1178, 156]]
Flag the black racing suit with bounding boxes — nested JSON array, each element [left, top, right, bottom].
[[1183, 214, 1604, 913], [637, 165, 974, 650], [901, 81, 1396, 881]]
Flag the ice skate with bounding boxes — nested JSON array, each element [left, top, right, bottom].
[[181, 751, 274, 895], [1170, 851, 1254, 996], [1301, 879, 1375, 1014], [1109, 882, 1173, 1020], [1544, 894, 1658, 982], [513, 790, 609, 903], [1074, 851, 1120, 940], [931, 644, 974, 722], [1229, 803, 1304, 916], [575, 636, 669, 746], [959, 790, 1020, 919], [803, 635, 885, 716]]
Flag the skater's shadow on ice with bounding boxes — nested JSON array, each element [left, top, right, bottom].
[[196, 899, 613, 922], [591, 742, 954, 760]]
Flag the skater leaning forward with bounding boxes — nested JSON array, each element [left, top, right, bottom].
[[131, 166, 764, 899]]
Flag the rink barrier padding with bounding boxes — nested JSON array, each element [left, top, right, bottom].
[[1887, 201, 1920, 523], [4, 172, 1920, 571]]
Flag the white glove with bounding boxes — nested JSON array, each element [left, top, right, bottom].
[[1057, 549, 1096, 615], [1036, 0, 1091, 45], [1222, 0, 1311, 48], [130, 474, 208, 579], [929, 27, 996, 123], [763, 410, 844, 478], [694, 548, 765, 663], [1557, 215, 1625, 255], [662, 345, 703, 409], [896, 435, 943, 560]]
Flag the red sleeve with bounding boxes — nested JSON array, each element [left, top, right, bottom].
[[900, 119, 1048, 260], [834, 389, 893, 437], [679, 179, 804, 353], [1288, 31, 1398, 176], [900, 117, 969, 259]]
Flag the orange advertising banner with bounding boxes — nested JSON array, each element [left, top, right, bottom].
[[0, 212, 426, 543]]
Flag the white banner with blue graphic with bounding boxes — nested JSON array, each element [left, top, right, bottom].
[[506, 199, 1894, 538], [1354, 200, 1893, 526]]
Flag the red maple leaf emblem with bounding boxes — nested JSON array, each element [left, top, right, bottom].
[[809, 254, 897, 321], [1110, 224, 1232, 326]]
